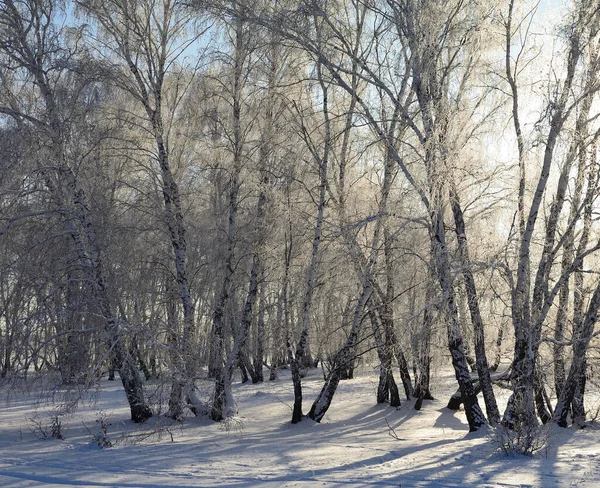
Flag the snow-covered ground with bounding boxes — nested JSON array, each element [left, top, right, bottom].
[[0, 368, 599, 487]]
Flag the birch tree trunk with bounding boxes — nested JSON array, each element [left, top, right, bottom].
[[253, 280, 266, 383], [308, 284, 373, 422], [554, 282, 600, 427], [553, 36, 599, 399], [450, 186, 500, 424], [307, 80, 399, 422], [413, 276, 434, 407], [370, 309, 401, 407], [209, 16, 250, 415], [381, 229, 412, 402], [289, 60, 329, 424], [211, 186, 267, 420], [430, 207, 486, 431]]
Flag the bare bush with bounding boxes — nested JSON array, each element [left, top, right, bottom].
[[491, 423, 550, 457], [84, 412, 113, 448]]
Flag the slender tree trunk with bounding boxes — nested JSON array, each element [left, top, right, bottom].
[[289, 59, 330, 424], [554, 282, 600, 426], [554, 144, 599, 426], [154, 134, 196, 416], [381, 229, 411, 401], [534, 370, 552, 424], [254, 280, 266, 383], [413, 279, 434, 404], [505, 13, 582, 430], [165, 278, 184, 418], [491, 318, 505, 372], [0, 1, 153, 422], [211, 185, 267, 420], [450, 186, 500, 425], [210, 17, 248, 386], [370, 309, 401, 407], [430, 207, 486, 431], [53, 162, 153, 423], [456, 284, 475, 370], [554, 43, 598, 398], [371, 311, 389, 404], [308, 112, 396, 421], [572, 358, 587, 427]]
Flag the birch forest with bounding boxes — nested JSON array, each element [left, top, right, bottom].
[[2, 0, 600, 454]]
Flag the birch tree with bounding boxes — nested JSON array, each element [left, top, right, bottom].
[[501, 0, 600, 431], [0, 0, 152, 422], [77, 0, 209, 418]]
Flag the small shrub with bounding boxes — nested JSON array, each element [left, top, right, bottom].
[[220, 416, 245, 436], [84, 412, 113, 448], [50, 414, 65, 440], [125, 416, 182, 445], [491, 423, 550, 456], [28, 416, 49, 440], [28, 413, 64, 440]]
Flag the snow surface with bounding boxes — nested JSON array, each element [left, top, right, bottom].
[[1, 369, 599, 487]]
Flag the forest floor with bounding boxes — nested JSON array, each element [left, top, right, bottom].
[[0, 366, 599, 487]]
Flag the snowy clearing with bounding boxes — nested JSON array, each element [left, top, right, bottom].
[[0, 369, 599, 487]]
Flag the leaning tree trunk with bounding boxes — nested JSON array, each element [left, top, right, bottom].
[[62, 178, 152, 422], [289, 57, 330, 424], [308, 284, 373, 422], [153, 133, 196, 419], [505, 6, 584, 431], [554, 148, 599, 426], [450, 186, 500, 425], [430, 207, 487, 432], [52, 151, 153, 424], [554, 60, 598, 399], [0, 3, 153, 422]]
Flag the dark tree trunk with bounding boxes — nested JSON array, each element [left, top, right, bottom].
[[395, 349, 413, 401], [269, 362, 278, 381], [491, 320, 505, 372], [572, 359, 587, 428], [450, 186, 500, 425], [534, 371, 552, 424], [308, 285, 372, 422], [448, 382, 482, 410], [554, 281, 600, 426], [239, 354, 250, 384], [253, 281, 266, 383], [413, 293, 434, 403], [288, 64, 329, 423], [431, 207, 486, 431]]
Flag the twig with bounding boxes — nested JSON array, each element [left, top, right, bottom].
[[385, 418, 405, 441]]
